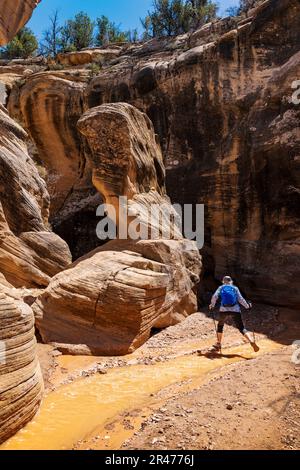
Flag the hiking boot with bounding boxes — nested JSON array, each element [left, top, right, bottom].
[[209, 343, 222, 353]]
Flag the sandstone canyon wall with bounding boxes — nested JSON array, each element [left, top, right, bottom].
[[8, 0, 299, 308], [0, 0, 40, 45], [84, 0, 300, 308]]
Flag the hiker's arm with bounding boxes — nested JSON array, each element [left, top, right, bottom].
[[210, 287, 221, 309], [236, 289, 250, 309]]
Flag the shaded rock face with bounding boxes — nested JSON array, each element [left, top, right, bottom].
[[5, 0, 300, 307], [34, 104, 201, 355], [0, 289, 43, 444], [0, 0, 40, 46]]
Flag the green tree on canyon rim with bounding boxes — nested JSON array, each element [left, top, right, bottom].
[[0, 27, 38, 59], [60, 11, 95, 52], [39, 11, 137, 56], [40, 10, 95, 55], [1, 1, 257, 60], [95, 15, 139, 46], [141, 0, 218, 38]]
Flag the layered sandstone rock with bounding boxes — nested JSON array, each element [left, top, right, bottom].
[[34, 104, 201, 355], [0, 104, 71, 287], [34, 239, 201, 355], [8, 71, 101, 259], [0, 0, 40, 46], [77, 103, 182, 240], [0, 289, 43, 444], [9, 71, 91, 216]]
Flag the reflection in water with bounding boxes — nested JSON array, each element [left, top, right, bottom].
[[1, 339, 282, 450]]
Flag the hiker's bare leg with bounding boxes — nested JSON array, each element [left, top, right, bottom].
[[214, 315, 226, 350], [217, 332, 223, 345], [244, 332, 254, 344], [232, 313, 260, 352]]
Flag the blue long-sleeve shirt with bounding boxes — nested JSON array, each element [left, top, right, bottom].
[[211, 285, 250, 312]]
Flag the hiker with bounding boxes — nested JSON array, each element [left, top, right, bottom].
[[209, 276, 259, 353]]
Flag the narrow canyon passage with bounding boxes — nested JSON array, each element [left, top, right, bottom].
[[0, 0, 299, 453], [0, 338, 284, 450]]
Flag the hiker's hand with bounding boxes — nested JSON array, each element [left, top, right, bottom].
[[209, 304, 213, 311], [248, 302, 252, 310]]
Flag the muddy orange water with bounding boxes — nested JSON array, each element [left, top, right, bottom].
[[1, 339, 282, 450]]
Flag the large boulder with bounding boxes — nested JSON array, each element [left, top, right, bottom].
[[0, 288, 43, 444], [34, 239, 201, 355], [34, 103, 201, 355], [77, 102, 182, 240], [0, 0, 40, 46]]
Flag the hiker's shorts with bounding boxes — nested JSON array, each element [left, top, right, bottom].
[[217, 312, 248, 335]]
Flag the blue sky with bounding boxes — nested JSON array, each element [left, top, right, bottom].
[[28, 0, 240, 39]]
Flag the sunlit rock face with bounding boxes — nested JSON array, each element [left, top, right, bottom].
[[33, 103, 202, 356], [0, 104, 72, 287], [8, 70, 101, 260], [57, 48, 121, 67], [0, 0, 40, 46]]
